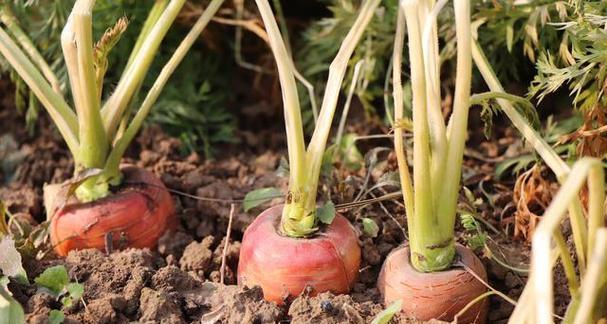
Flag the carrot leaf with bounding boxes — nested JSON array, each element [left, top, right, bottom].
[[49, 310, 65, 324], [371, 299, 402, 324], [243, 187, 282, 212], [362, 218, 379, 238], [316, 201, 336, 225]]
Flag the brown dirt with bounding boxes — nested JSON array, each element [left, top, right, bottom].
[[0, 96, 573, 323], [288, 291, 386, 323]]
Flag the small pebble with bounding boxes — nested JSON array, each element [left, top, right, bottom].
[[320, 300, 334, 313]]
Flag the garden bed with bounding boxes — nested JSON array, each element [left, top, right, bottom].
[[0, 95, 572, 323]]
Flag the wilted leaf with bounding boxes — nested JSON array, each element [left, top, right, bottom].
[[362, 218, 379, 238], [365, 147, 390, 169], [0, 237, 27, 284], [243, 188, 282, 212], [377, 171, 400, 186], [371, 299, 402, 324], [365, 171, 401, 195], [463, 187, 476, 205], [35, 265, 68, 295], [317, 201, 336, 225], [355, 147, 391, 201]]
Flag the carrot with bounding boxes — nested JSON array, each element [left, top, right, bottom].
[[47, 166, 176, 256], [375, 0, 488, 321], [0, 0, 225, 256], [377, 245, 488, 323], [237, 0, 378, 302], [237, 205, 360, 303]]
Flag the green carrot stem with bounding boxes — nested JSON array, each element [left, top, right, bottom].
[[68, 0, 110, 201], [115, 0, 169, 140], [402, 0, 447, 272], [573, 229, 607, 324], [0, 6, 62, 94], [101, 0, 186, 140], [586, 164, 605, 259], [105, 0, 225, 182], [255, 0, 309, 236], [420, 0, 448, 209], [435, 0, 472, 245], [255, 0, 379, 237], [302, 0, 380, 220], [125, 0, 169, 71], [391, 3, 414, 236], [0, 27, 79, 154], [553, 230, 579, 298]]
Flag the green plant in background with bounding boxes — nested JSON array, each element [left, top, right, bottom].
[[0, 0, 233, 156], [530, 1, 607, 112], [147, 42, 235, 157], [298, 0, 401, 122], [296, 0, 580, 129], [473, 0, 568, 81], [0, 1, 70, 134]]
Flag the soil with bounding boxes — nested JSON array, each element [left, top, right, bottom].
[[0, 87, 571, 323]]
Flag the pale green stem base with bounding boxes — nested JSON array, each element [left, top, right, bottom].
[[75, 178, 110, 203], [411, 243, 456, 272]]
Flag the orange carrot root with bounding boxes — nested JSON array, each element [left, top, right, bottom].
[[377, 244, 488, 324], [47, 166, 176, 256], [237, 205, 361, 304]]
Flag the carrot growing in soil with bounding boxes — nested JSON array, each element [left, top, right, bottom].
[[237, 0, 380, 304], [0, 0, 224, 256], [376, 0, 488, 323]]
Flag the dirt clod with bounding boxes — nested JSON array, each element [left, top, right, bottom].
[[158, 231, 194, 259], [151, 265, 202, 293], [199, 284, 283, 324], [179, 236, 214, 273], [288, 292, 383, 324], [82, 296, 129, 324], [139, 287, 184, 323]]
